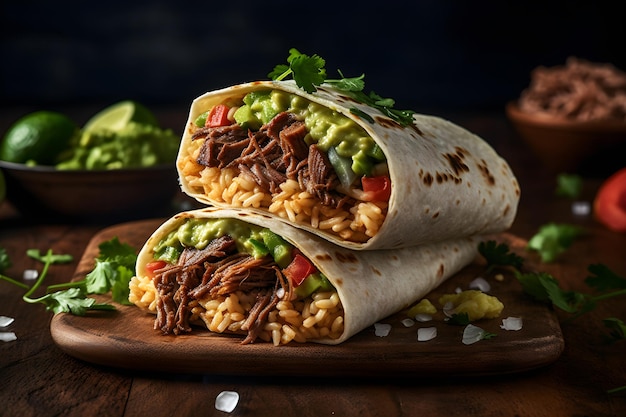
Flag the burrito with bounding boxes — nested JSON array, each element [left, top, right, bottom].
[[129, 207, 479, 346], [177, 80, 520, 250]]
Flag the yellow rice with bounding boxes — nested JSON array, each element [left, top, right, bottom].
[[129, 275, 344, 346], [179, 139, 387, 243]]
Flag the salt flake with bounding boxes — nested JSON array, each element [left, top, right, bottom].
[[571, 201, 590, 216], [0, 316, 15, 328], [374, 323, 392, 337], [469, 277, 491, 292], [401, 318, 415, 328], [414, 313, 433, 322], [417, 327, 437, 342], [501, 317, 523, 331], [23, 269, 38, 280], [0, 332, 17, 342], [462, 324, 486, 345], [215, 391, 239, 413]]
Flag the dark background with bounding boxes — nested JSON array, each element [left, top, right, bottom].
[[1, 1, 625, 123]]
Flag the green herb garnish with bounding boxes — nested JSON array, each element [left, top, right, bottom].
[[527, 223, 585, 263], [0, 247, 11, 273], [0, 237, 137, 316], [555, 173, 583, 199], [478, 240, 524, 272], [269, 48, 416, 127]]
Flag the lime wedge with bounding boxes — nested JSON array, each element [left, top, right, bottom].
[[83, 100, 159, 132]]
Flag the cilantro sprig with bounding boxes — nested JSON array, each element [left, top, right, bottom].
[[269, 48, 416, 127], [478, 240, 524, 273], [0, 237, 137, 316]]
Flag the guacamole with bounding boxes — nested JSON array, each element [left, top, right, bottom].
[[56, 122, 179, 170], [197, 89, 386, 178], [153, 218, 293, 267]]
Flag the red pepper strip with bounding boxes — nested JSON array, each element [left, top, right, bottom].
[[206, 104, 231, 127], [361, 175, 392, 202], [283, 253, 317, 287], [593, 167, 626, 233], [145, 260, 168, 278]]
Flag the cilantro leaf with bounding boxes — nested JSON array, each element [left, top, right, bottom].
[[24, 287, 95, 315], [478, 240, 524, 272], [84, 237, 137, 295], [97, 237, 137, 265], [0, 247, 11, 273], [269, 48, 415, 126], [585, 264, 626, 292], [603, 318, 626, 342], [447, 312, 471, 326], [527, 223, 585, 263], [26, 249, 73, 264], [268, 48, 326, 93], [515, 270, 597, 317], [555, 173, 583, 199]]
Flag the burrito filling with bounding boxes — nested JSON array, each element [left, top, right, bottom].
[[129, 217, 344, 345], [178, 89, 390, 243]]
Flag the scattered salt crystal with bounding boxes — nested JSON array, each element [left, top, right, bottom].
[[0, 316, 14, 328], [0, 332, 17, 342], [23, 269, 38, 280], [417, 327, 437, 342], [500, 317, 523, 331], [571, 201, 590, 216], [414, 313, 433, 322], [469, 277, 491, 292], [374, 323, 392, 337], [455, 287, 463, 294], [401, 318, 415, 327], [442, 301, 455, 317], [215, 391, 239, 413], [462, 324, 486, 345]]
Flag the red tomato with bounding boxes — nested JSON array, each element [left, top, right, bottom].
[[145, 260, 168, 277], [593, 167, 626, 233], [361, 175, 392, 202], [206, 104, 231, 127], [283, 253, 317, 287]]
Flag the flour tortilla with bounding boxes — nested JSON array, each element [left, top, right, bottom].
[[133, 207, 479, 345], [177, 80, 520, 250]]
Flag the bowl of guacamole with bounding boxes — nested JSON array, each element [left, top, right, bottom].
[[0, 101, 185, 221]]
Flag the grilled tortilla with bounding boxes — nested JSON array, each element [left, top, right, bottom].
[[129, 207, 478, 345], [177, 80, 520, 250]]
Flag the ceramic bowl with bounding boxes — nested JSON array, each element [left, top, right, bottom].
[[506, 102, 626, 177], [0, 161, 181, 222]]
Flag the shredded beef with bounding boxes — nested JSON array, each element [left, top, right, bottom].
[[192, 111, 354, 208], [152, 234, 291, 344]]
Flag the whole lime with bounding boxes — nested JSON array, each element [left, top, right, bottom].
[[0, 111, 78, 165]]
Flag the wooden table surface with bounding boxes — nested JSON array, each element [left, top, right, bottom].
[[1, 110, 625, 416]]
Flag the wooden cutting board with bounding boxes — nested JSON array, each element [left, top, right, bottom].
[[50, 219, 564, 377]]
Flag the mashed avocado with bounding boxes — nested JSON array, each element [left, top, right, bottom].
[[56, 122, 179, 170], [439, 290, 504, 322], [226, 89, 385, 177], [152, 218, 293, 267]]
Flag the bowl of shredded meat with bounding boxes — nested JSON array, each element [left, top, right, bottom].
[[507, 57, 626, 177]]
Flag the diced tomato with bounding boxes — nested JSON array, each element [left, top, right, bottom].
[[205, 104, 232, 127], [283, 253, 317, 287], [145, 260, 168, 277], [593, 167, 626, 233], [361, 175, 392, 202]]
